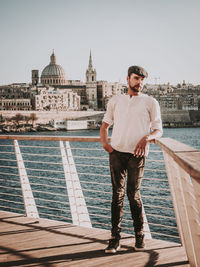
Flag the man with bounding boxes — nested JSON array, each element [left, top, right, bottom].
[[100, 65, 163, 253]]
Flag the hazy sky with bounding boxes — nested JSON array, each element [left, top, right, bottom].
[[0, 0, 200, 85]]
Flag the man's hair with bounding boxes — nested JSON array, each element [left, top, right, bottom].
[[128, 65, 148, 78]]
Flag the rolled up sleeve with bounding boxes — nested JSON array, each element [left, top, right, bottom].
[[150, 98, 163, 136], [102, 97, 115, 126]]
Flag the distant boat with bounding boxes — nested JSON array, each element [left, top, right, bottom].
[[50, 119, 97, 130]]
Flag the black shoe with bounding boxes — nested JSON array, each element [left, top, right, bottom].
[[134, 233, 145, 251], [105, 238, 120, 254]]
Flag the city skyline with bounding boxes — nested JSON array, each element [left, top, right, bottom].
[[0, 0, 200, 86]]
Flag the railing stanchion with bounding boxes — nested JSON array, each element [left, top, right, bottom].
[[14, 140, 39, 219], [60, 141, 92, 228], [142, 204, 152, 239]]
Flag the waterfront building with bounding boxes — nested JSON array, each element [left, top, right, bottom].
[[1, 51, 200, 112], [35, 87, 80, 111], [0, 98, 31, 111], [0, 51, 126, 111], [143, 82, 200, 111], [58, 84, 88, 110], [0, 84, 31, 99], [32, 51, 94, 110], [31, 50, 126, 110], [97, 80, 126, 109]]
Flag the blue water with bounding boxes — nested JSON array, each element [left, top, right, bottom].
[[162, 127, 200, 150], [0, 127, 199, 243], [2, 127, 199, 148]]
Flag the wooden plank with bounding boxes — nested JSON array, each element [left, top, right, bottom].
[[163, 153, 195, 265], [178, 167, 200, 267], [0, 135, 103, 142], [155, 138, 198, 153], [176, 151, 200, 180], [162, 152, 184, 245], [156, 138, 200, 181], [0, 211, 189, 267]]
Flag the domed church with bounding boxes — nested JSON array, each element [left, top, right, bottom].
[[40, 51, 68, 86], [31, 50, 98, 110]]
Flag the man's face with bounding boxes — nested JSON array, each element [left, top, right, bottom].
[[127, 73, 144, 93]]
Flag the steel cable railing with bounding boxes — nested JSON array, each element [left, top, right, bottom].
[[0, 137, 179, 243]]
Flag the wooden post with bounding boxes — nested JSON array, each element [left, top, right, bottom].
[[179, 167, 200, 267], [163, 151, 197, 267], [14, 140, 39, 219], [163, 151, 184, 245], [60, 141, 92, 228]]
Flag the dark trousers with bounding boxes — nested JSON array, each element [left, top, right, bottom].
[[109, 149, 145, 239]]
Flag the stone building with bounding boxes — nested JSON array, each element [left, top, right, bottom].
[[97, 81, 126, 109], [85, 51, 97, 109], [32, 70, 39, 86], [143, 82, 200, 111], [40, 51, 68, 86], [0, 84, 32, 110], [32, 51, 88, 109], [0, 84, 31, 99], [31, 50, 126, 110], [35, 87, 80, 111], [0, 98, 31, 111]]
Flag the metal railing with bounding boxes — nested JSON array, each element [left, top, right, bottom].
[[0, 135, 199, 266]]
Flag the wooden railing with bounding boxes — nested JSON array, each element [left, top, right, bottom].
[[155, 138, 200, 267], [0, 135, 200, 266]]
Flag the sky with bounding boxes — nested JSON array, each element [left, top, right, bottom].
[[0, 0, 200, 86]]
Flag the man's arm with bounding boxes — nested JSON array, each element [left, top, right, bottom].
[[134, 129, 162, 157], [100, 122, 113, 153], [134, 98, 163, 157]]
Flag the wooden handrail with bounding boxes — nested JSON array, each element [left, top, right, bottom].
[[0, 135, 103, 142], [155, 137, 200, 267], [155, 138, 200, 180]]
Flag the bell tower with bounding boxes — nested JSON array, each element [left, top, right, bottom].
[[86, 50, 97, 110], [32, 70, 39, 85]]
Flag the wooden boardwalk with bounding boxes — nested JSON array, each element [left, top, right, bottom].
[[0, 211, 189, 267]]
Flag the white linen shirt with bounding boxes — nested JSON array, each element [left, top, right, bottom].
[[103, 93, 163, 155]]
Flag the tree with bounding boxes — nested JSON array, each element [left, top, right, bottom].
[[0, 114, 3, 122], [29, 113, 38, 127], [12, 113, 24, 126], [24, 115, 30, 125]]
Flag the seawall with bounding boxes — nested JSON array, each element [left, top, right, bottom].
[[161, 110, 200, 127], [0, 110, 105, 124], [0, 110, 200, 128]]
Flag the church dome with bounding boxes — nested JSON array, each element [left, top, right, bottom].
[[41, 51, 68, 86], [41, 64, 66, 78]]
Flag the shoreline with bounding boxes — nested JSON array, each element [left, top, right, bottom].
[[0, 109, 200, 133], [0, 122, 200, 134]]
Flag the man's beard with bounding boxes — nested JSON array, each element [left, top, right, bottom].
[[129, 85, 141, 92]]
